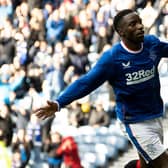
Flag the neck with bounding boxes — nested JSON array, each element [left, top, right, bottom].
[[121, 39, 142, 51], [121, 41, 143, 53]]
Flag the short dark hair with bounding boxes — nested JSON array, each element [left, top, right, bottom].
[[113, 9, 134, 33]]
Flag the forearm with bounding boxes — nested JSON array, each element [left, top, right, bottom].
[[56, 69, 106, 108], [55, 51, 114, 109]]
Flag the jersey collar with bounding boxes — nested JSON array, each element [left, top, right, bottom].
[[120, 41, 143, 54]]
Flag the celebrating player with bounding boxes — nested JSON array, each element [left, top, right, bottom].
[[34, 9, 168, 168]]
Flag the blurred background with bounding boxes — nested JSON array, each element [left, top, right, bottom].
[[0, 0, 168, 167]]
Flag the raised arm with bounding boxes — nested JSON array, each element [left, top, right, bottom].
[[34, 50, 115, 120]]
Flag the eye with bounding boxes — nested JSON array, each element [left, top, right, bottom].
[[129, 21, 136, 27], [129, 19, 142, 27]]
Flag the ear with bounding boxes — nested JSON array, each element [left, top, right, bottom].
[[118, 28, 125, 37]]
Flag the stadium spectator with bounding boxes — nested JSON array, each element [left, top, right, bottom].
[[0, 103, 14, 146], [44, 53, 65, 100], [0, 19, 15, 66], [29, 8, 45, 47], [56, 135, 82, 168], [11, 129, 32, 168], [0, 0, 13, 27], [45, 9, 66, 45], [0, 123, 12, 168], [26, 114, 42, 164], [88, 101, 110, 128], [43, 130, 63, 168]]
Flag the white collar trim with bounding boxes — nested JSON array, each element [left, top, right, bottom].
[[120, 41, 143, 54]]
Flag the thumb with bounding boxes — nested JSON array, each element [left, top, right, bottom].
[[47, 100, 58, 111], [47, 100, 53, 105]]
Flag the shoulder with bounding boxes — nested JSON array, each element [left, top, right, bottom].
[[144, 35, 160, 45], [99, 42, 121, 62]]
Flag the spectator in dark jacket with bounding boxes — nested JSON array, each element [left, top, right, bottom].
[[0, 103, 14, 146], [88, 101, 110, 128], [44, 130, 63, 168]]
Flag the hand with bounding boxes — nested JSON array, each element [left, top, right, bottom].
[[34, 100, 59, 120], [61, 139, 72, 150]]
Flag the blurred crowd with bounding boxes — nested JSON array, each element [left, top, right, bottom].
[[0, 0, 168, 167]]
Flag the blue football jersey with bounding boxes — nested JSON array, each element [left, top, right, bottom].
[[56, 35, 168, 123]]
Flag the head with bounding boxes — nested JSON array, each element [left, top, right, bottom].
[[0, 103, 10, 118], [50, 131, 62, 143], [113, 9, 144, 44]]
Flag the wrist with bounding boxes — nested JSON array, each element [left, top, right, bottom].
[[54, 101, 60, 112]]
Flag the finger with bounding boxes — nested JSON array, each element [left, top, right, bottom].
[[33, 108, 44, 114], [34, 109, 46, 118], [35, 112, 44, 118], [33, 108, 39, 113], [33, 108, 45, 113]]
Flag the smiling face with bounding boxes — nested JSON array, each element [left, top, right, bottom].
[[118, 12, 144, 44]]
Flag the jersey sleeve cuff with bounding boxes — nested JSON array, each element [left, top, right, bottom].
[[54, 100, 60, 113]]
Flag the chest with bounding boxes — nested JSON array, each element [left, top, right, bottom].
[[114, 50, 159, 86]]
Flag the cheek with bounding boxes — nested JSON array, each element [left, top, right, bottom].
[[121, 27, 132, 37], [126, 30, 136, 39], [124, 31, 132, 38]]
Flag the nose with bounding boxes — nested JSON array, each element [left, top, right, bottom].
[[137, 22, 144, 30]]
